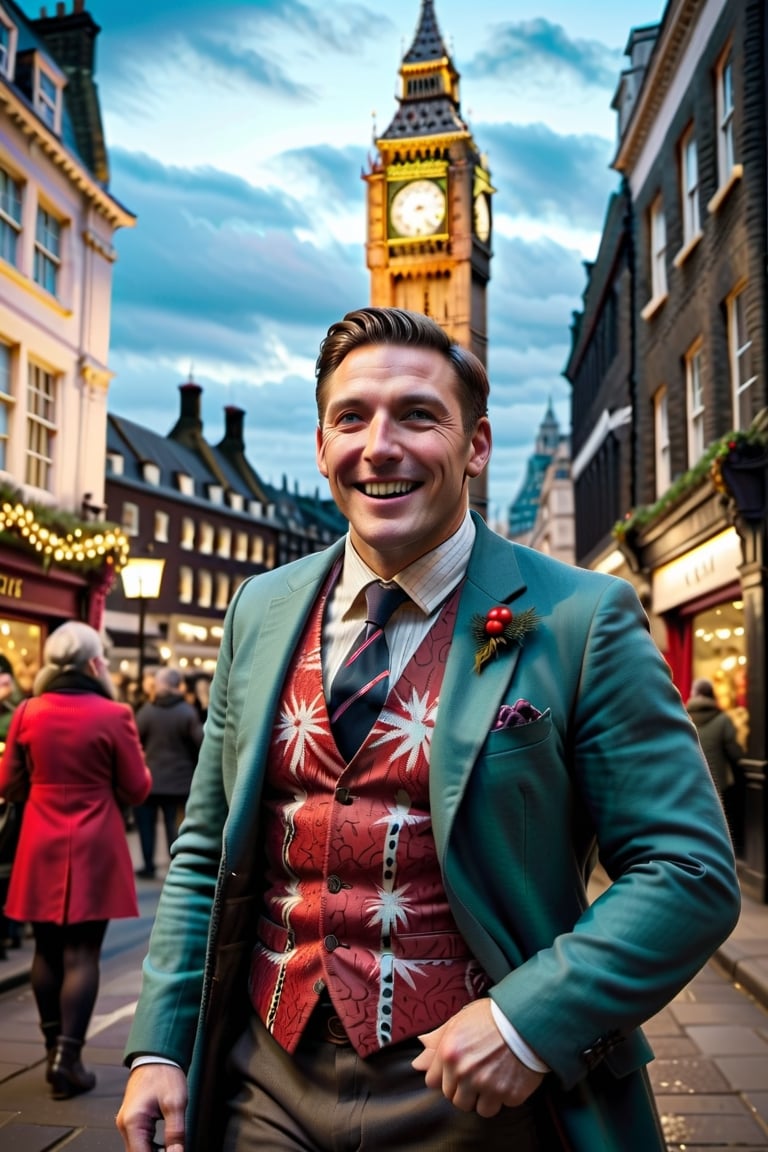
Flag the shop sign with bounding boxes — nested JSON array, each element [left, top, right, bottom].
[[0, 571, 23, 600], [653, 529, 742, 613]]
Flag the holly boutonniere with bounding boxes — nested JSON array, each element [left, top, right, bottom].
[[472, 605, 539, 674]]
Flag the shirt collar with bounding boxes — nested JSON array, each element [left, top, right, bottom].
[[337, 511, 475, 618]]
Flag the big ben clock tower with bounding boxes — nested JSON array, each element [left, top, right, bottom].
[[364, 0, 494, 514]]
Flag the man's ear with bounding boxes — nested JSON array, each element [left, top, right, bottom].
[[465, 417, 492, 478]]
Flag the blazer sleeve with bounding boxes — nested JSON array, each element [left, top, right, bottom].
[[488, 575, 741, 1089], [123, 577, 250, 1067]]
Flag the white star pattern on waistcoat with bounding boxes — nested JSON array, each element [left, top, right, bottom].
[[373, 688, 438, 772], [275, 689, 338, 774], [374, 791, 429, 831], [365, 884, 414, 935]]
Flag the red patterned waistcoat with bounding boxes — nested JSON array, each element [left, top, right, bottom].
[[248, 581, 490, 1058]]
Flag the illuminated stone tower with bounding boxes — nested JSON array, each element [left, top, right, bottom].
[[364, 0, 494, 514]]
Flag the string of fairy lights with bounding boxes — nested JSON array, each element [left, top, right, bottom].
[[0, 498, 130, 574]]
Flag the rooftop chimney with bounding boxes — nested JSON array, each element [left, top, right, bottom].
[[220, 405, 245, 453], [168, 381, 204, 448], [32, 0, 108, 183]]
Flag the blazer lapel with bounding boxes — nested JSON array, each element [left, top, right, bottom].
[[227, 543, 343, 850], [430, 517, 530, 858]]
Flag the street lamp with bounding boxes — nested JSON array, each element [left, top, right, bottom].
[[120, 557, 165, 688]]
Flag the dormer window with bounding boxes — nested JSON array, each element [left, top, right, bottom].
[[207, 483, 223, 504], [34, 55, 64, 134], [106, 451, 124, 476], [228, 491, 244, 511], [176, 472, 194, 496], [142, 461, 160, 485], [0, 8, 18, 80]]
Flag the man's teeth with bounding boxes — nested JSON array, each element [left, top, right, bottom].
[[363, 481, 413, 497]]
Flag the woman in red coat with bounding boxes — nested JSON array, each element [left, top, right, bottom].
[[0, 621, 151, 1099]]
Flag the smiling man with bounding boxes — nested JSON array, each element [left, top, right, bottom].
[[117, 307, 740, 1152]]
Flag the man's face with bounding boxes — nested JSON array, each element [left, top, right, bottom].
[[316, 343, 491, 578]]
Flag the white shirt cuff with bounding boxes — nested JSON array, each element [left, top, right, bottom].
[[489, 1000, 550, 1073], [130, 1055, 182, 1071]]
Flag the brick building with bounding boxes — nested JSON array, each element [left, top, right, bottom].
[[567, 0, 768, 900]]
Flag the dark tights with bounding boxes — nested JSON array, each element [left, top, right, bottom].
[[31, 920, 108, 1042]]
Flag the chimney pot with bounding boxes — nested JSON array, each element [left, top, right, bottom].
[[222, 405, 245, 450], [74, 0, 85, 10], [56, 1, 65, 15]]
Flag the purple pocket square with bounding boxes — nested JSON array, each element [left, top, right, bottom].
[[492, 699, 543, 731]]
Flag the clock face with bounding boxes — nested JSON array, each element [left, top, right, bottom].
[[474, 193, 491, 243], [390, 180, 446, 238]]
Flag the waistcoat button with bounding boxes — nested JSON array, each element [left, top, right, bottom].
[[335, 787, 353, 805], [327, 874, 343, 894], [324, 934, 340, 952]]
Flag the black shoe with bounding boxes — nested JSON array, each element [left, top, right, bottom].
[[49, 1036, 96, 1100], [135, 867, 156, 880]]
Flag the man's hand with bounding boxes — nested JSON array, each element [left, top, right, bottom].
[[412, 1000, 545, 1117], [116, 1064, 188, 1152]]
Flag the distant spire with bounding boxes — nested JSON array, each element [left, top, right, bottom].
[[403, 0, 451, 65], [378, 0, 467, 144]]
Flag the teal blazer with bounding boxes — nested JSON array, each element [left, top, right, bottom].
[[126, 515, 740, 1151]]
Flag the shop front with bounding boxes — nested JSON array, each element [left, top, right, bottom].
[[0, 550, 92, 751], [624, 481, 768, 902], [653, 529, 747, 852], [0, 495, 130, 749]]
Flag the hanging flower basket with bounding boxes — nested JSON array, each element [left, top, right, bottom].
[[719, 446, 768, 520], [711, 428, 768, 521]]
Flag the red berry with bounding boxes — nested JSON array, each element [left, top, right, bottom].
[[487, 607, 503, 620], [496, 606, 512, 623], [485, 619, 504, 636]]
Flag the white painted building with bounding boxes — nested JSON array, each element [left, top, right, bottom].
[[0, 0, 133, 687], [0, 0, 133, 515]]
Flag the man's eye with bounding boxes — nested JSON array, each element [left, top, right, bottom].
[[337, 412, 362, 425], [405, 409, 434, 421]]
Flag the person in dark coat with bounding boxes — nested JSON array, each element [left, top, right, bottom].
[[0, 621, 151, 1098], [686, 678, 744, 800], [133, 667, 203, 880]]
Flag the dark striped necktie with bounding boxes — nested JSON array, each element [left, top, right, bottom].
[[329, 581, 410, 762]]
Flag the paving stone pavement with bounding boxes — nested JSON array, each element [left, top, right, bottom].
[[0, 842, 767, 1149]]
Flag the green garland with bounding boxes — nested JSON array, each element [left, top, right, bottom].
[[0, 483, 130, 576], [614, 422, 768, 542]]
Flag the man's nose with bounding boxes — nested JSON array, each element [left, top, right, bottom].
[[364, 414, 403, 461]]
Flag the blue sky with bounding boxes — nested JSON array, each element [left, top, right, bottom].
[[83, 0, 664, 521]]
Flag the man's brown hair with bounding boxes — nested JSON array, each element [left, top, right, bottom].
[[315, 307, 489, 433]]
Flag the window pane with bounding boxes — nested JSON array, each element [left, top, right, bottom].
[[34, 209, 61, 295], [0, 167, 21, 266], [0, 342, 10, 395]]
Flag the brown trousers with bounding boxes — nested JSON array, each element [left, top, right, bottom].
[[220, 1010, 561, 1152]]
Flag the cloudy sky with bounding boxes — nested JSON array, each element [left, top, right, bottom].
[[84, 0, 664, 523]]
